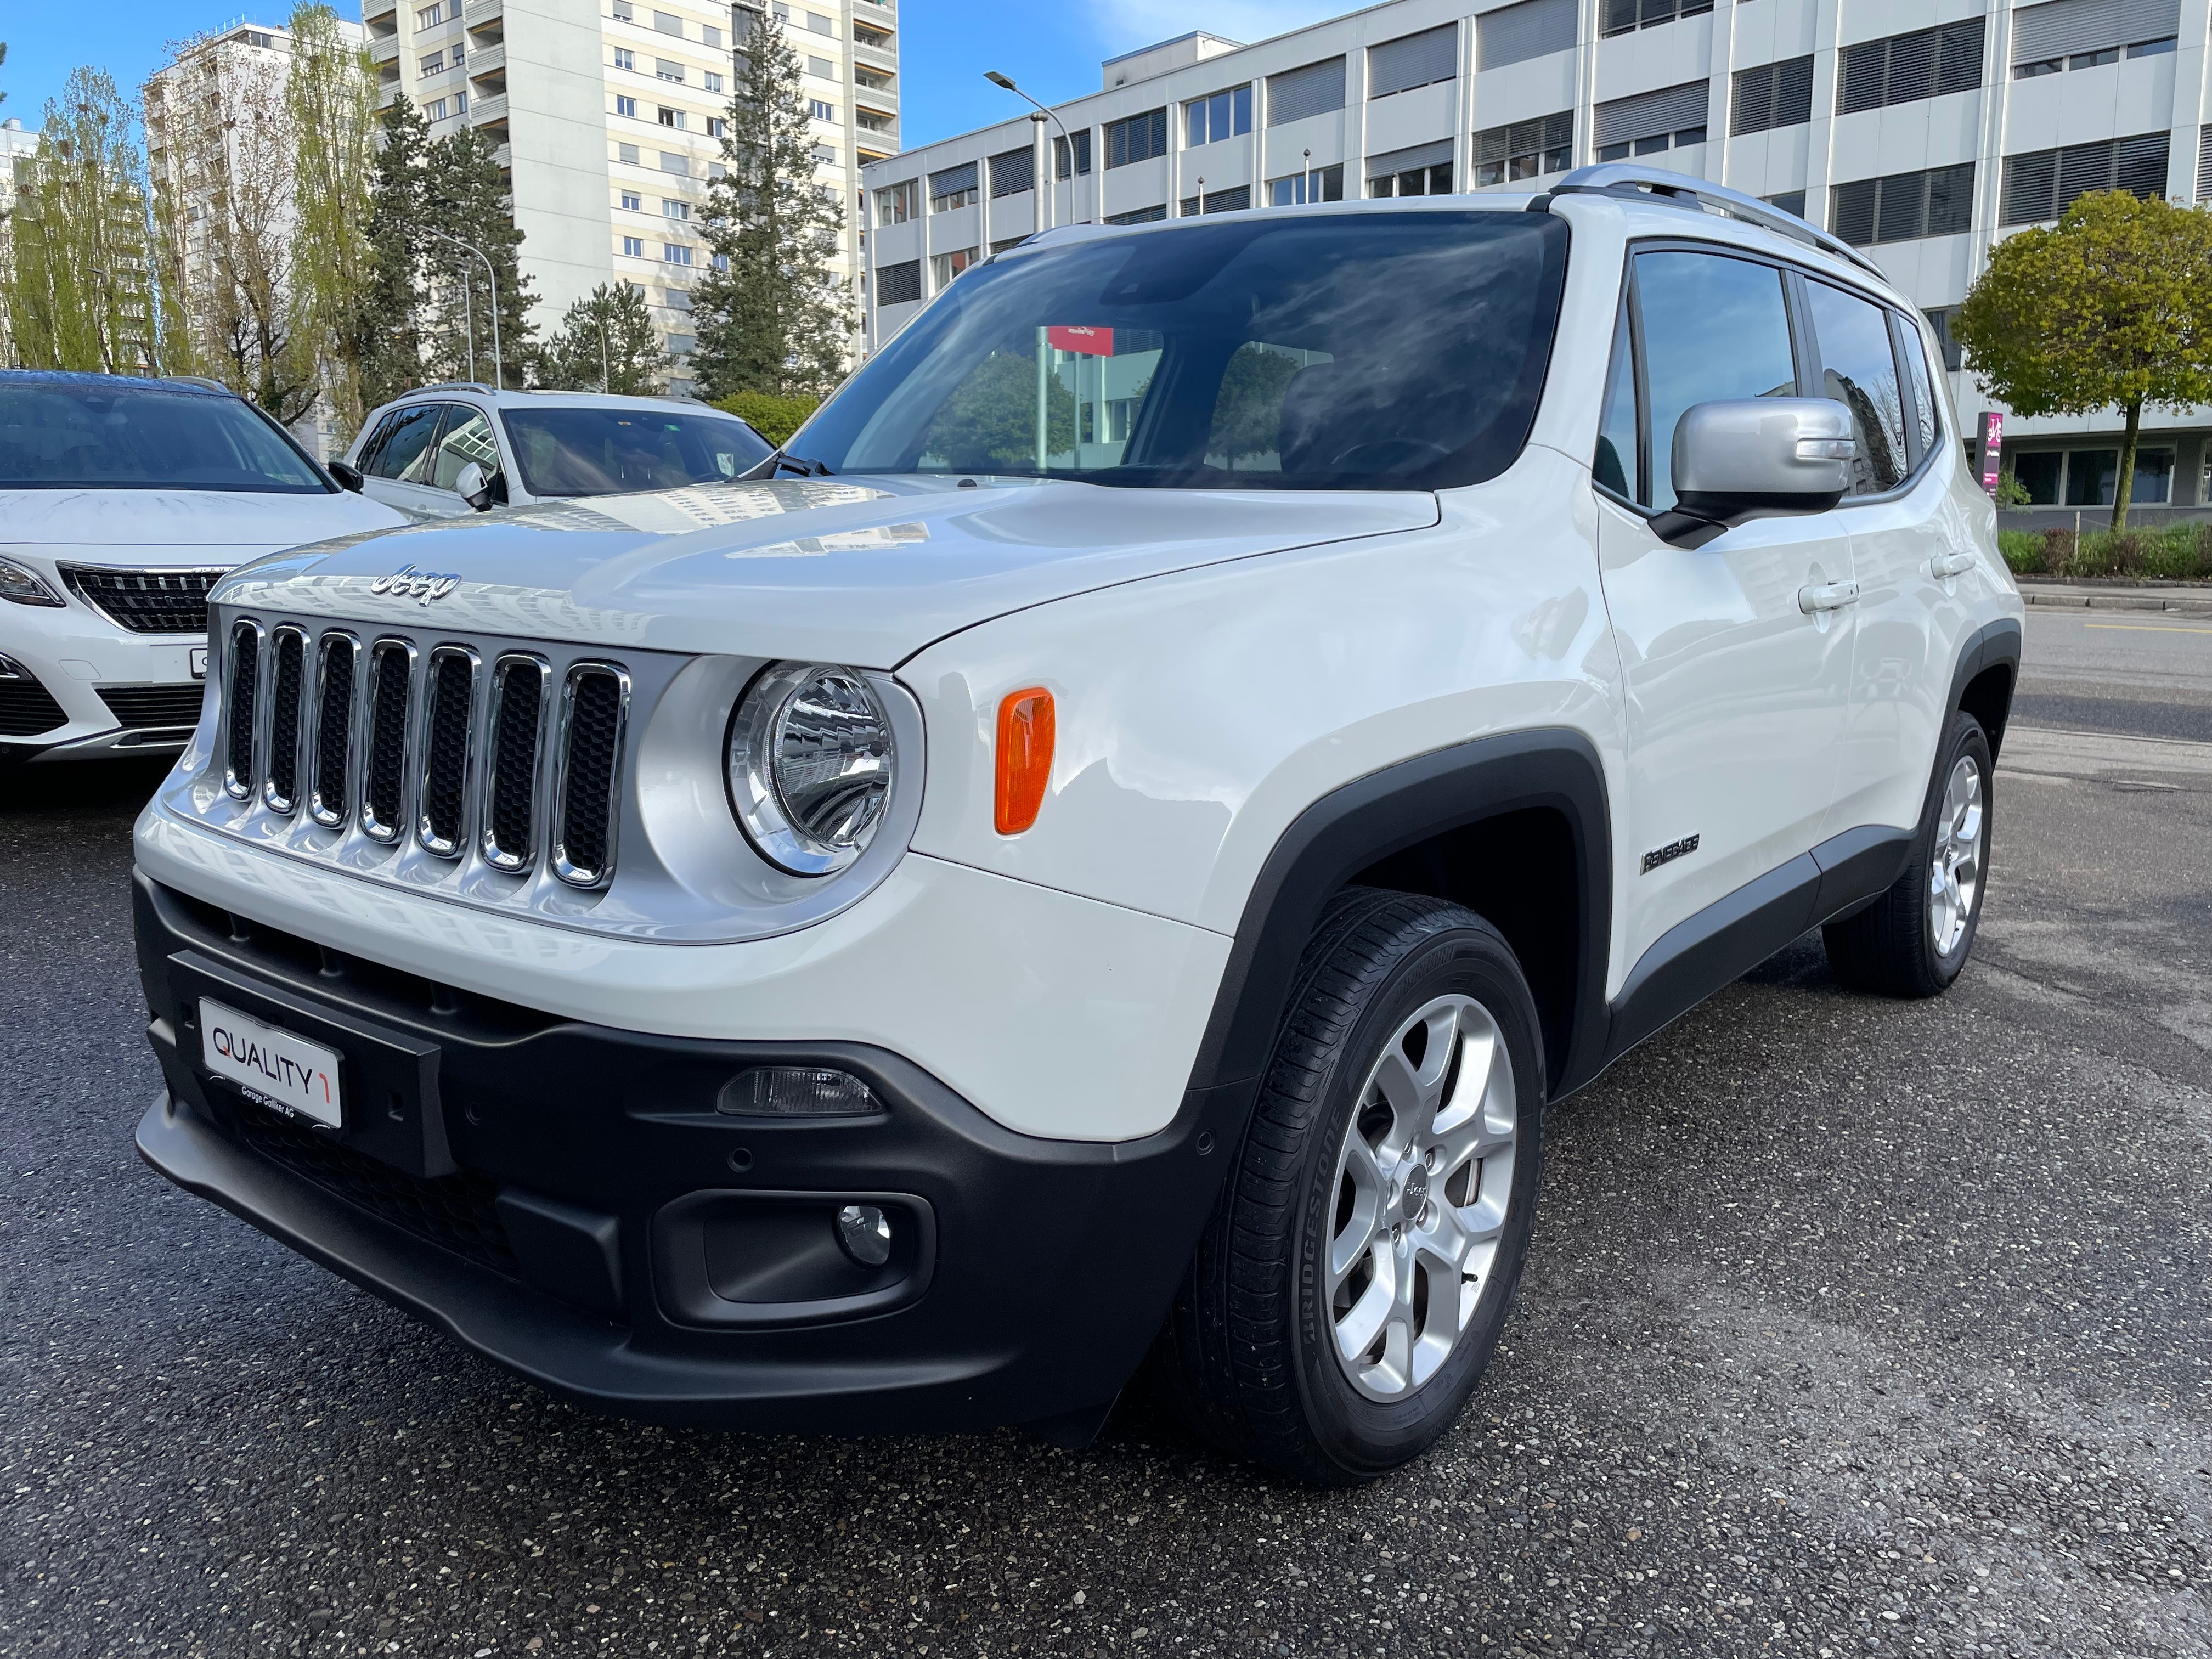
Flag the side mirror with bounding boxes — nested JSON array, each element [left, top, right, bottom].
[[454, 460, 500, 512], [328, 459, 366, 493], [1654, 398, 1855, 548]]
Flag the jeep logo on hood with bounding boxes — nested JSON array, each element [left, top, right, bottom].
[[370, 564, 462, 605]]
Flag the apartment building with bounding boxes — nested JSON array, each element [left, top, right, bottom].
[[367, 0, 899, 392], [865, 0, 2212, 520]]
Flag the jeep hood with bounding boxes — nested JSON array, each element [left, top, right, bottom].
[[211, 476, 1439, 665]]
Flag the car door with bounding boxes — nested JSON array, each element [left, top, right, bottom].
[[1808, 285, 1970, 837], [1594, 245, 1859, 980], [361, 403, 471, 517]]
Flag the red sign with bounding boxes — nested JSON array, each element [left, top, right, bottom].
[[1047, 325, 1113, 357], [1978, 411, 2004, 498]]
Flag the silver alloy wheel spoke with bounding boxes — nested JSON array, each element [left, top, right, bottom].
[[1327, 992, 1518, 1402], [1928, 754, 1984, 957]]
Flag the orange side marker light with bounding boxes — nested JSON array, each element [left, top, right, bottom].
[[995, 687, 1055, 835]]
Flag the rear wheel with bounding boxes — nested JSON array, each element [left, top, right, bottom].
[[1156, 888, 1545, 1485]]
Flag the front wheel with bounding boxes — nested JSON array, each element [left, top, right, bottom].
[[1155, 889, 1546, 1485]]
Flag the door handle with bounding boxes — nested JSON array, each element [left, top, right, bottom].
[[1797, 580, 1860, 614], [1930, 550, 1976, 578]]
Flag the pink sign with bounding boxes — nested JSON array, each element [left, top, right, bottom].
[[1047, 325, 1113, 356], [1978, 411, 2004, 498]]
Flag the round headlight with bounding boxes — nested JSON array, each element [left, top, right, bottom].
[[727, 662, 896, 876]]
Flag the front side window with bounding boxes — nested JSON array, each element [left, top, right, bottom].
[[0, 382, 330, 493], [1803, 279, 1908, 495], [794, 211, 1568, 491], [1632, 250, 1799, 511], [499, 409, 772, 496], [430, 408, 499, 493]]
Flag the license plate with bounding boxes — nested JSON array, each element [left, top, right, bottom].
[[200, 998, 343, 1127], [189, 647, 208, 680]]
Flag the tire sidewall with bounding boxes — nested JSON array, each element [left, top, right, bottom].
[[1284, 923, 1545, 1480], [1921, 715, 1994, 988]]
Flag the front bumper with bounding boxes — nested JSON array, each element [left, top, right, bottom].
[[133, 873, 1245, 1434], [0, 597, 210, 761]]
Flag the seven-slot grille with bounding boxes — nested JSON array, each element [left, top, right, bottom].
[[218, 618, 628, 887], [61, 565, 227, 634]]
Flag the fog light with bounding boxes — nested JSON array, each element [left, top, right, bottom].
[[716, 1066, 879, 1116], [836, 1204, 893, 1267]]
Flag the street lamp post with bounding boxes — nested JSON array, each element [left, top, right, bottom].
[[424, 229, 503, 389], [984, 71, 1069, 232]]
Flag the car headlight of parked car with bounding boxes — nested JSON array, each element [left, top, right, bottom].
[[726, 662, 897, 877], [0, 556, 65, 607]]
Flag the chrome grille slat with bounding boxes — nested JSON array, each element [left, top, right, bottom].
[[551, 664, 629, 889], [263, 626, 307, 815], [482, 654, 549, 873], [222, 621, 262, 800], [361, 640, 416, 843], [416, 646, 479, 858], [309, 633, 358, 828]]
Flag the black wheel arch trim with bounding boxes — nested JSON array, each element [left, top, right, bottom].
[[1950, 615, 2022, 760]]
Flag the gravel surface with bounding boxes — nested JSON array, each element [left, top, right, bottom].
[[2, 723, 2208, 1659]]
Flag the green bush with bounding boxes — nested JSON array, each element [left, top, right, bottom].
[[1997, 530, 2046, 574], [2006, 522, 2212, 580], [714, 391, 821, 447]]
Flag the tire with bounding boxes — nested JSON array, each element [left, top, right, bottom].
[[1155, 888, 1547, 1485], [1824, 710, 1993, 998]]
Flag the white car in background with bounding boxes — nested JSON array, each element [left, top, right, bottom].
[[331, 385, 772, 517], [0, 371, 405, 766]]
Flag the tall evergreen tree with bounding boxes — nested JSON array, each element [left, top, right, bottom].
[[538, 281, 664, 393], [689, 13, 849, 401], [420, 122, 534, 387], [353, 94, 432, 408]]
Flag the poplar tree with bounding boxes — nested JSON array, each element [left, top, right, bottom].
[[689, 13, 849, 401], [286, 2, 379, 432]]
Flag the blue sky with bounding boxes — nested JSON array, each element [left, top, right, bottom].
[[1, 0, 1341, 148]]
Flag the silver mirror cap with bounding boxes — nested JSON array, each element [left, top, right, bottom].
[[1673, 398, 1855, 499]]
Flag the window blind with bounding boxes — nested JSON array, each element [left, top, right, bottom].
[[2001, 132, 2169, 223], [2012, 0, 2180, 63], [1267, 57, 1346, 126], [1831, 163, 1974, 246], [1365, 137, 1455, 178], [988, 146, 1033, 197], [878, 261, 921, 306], [1595, 81, 1709, 148], [1476, 0, 1577, 70], [2199, 125, 2212, 200], [929, 161, 977, 196], [1732, 56, 1814, 136], [1369, 25, 1457, 98], [1838, 20, 1984, 114], [1104, 109, 1169, 166]]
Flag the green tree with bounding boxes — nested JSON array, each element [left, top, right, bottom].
[[539, 281, 664, 392], [353, 94, 433, 408], [420, 122, 535, 387], [286, 2, 378, 433], [917, 349, 1075, 472], [1955, 190, 2212, 532], [2, 68, 159, 374], [689, 13, 849, 401]]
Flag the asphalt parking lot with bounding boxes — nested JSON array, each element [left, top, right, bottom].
[[3, 607, 2209, 1659]]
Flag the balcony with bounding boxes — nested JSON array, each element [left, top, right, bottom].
[[493, 142, 512, 170], [368, 33, 402, 65], [470, 92, 509, 125], [854, 38, 896, 74], [362, 0, 397, 19], [463, 0, 503, 26], [467, 42, 506, 78], [854, 111, 896, 138], [853, 79, 896, 110]]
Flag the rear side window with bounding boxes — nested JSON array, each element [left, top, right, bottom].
[[362, 404, 444, 481], [1898, 318, 1941, 465], [1802, 279, 1909, 495], [1633, 251, 1799, 512]]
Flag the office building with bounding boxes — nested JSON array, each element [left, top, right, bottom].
[[865, 0, 2212, 520], [368, 0, 899, 392]]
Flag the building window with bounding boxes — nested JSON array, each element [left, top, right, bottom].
[[928, 162, 978, 211], [878, 259, 922, 305], [425, 98, 449, 120], [416, 3, 442, 26], [712, 252, 729, 271], [1763, 189, 1807, 218], [856, 111, 894, 133], [1103, 204, 1167, 224], [456, 91, 468, 113], [658, 106, 685, 128], [665, 242, 693, 265], [1183, 86, 1252, 147], [876, 179, 917, 224], [854, 20, 888, 46], [661, 151, 689, 174], [1054, 130, 1093, 178], [1731, 56, 1814, 137], [1594, 81, 1709, 161], [612, 0, 631, 18], [420, 50, 445, 75], [613, 47, 635, 70], [1475, 111, 1572, 185], [1477, 0, 1578, 72], [989, 146, 1034, 198], [1831, 162, 1976, 245], [808, 55, 834, 77], [704, 70, 723, 93], [1178, 184, 1251, 216], [616, 95, 637, 117], [990, 235, 1030, 253], [622, 236, 645, 257], [709, 160, 729, 179], [807, 9, 834, 31], [2011, 447, 2174, 506], [1104, 109, 1169, 168], [930, 247, 977, 291], [1368, 24, 1457, 99], [618, 141, 640, 163], [707, 117, 725, 137], [810, 99, 837, 123], [1367, 151, 1452, 196], [702, 24, 721, 47], [2001, 133, 2169, 225], [663, 198, 690, 219], [1600, 0, 1712, 36], [1923, 305, 1964, 373], [620, 189, 642, 210], [1839, 20, 1984, 113], [2015, 26, 2176, 78], [653, 9, 682, 35], [656, 58, 684, 81], [1266, 58, 1345, 126], [1266, 163, 1344, 206]]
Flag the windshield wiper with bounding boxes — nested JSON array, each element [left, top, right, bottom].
[[749, 450, 836, 479]]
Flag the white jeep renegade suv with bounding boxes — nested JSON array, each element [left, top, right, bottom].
[[132, 167, 2021, 1485]]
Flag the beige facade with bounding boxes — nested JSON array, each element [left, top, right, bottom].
[[366, 0, 900, 392]]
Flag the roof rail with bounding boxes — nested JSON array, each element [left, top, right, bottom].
[[407, 380, 499, 396], [1543, 163, 1888, 281]]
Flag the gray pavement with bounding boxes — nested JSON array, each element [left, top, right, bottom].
[[3, 614, 2210, 1659]]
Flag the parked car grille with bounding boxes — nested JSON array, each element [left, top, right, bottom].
[[97, 684, 207, 729], [213, 614, 629, 887], [60, 565, 227, 634], [0, 659, 70, 737]]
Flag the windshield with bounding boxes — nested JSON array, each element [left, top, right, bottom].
[[795, 211, 1568, 490], [499, 408, 774, 497], [0, 381, 331, 492]]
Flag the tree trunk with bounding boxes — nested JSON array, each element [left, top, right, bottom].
[[2112, 398, 2142, 534]]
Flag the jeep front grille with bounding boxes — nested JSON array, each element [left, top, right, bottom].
[[61, 565, 227, 634], [211, 616, 629, 889]]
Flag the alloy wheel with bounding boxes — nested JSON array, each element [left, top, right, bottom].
[[1928, 754, 1984, 957]]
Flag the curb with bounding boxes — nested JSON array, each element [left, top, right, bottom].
[[2022, 591, 2212, 614]]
